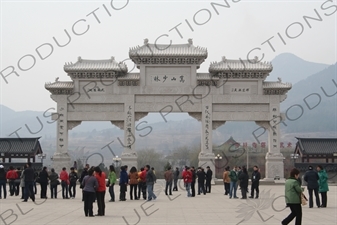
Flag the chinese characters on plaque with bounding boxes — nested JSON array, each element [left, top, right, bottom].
[[125, 105, 133, 148], [231, 87, 250, 93], [271, 107, 278, 150], [152, 75, 186, 84], [204, 106, 211, 151], [58, 107, 65, 149]]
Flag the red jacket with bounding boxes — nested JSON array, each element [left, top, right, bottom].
[[139, 170, 146, 182], [182, 170, 192, 183], [60, 170, 69, 181], [95, 172, 106, 192], [6, 170, 18, 180]]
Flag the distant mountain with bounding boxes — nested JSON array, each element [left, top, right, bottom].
[[268, 53, 329, 84], [281, 63, 337, 134]]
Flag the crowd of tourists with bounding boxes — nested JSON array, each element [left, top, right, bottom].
[[0, 162, 330, 222]]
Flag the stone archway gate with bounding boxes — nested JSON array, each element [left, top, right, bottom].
[[45, 39, 291, 180]]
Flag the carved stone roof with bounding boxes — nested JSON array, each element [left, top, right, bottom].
[[129, 39, 207, 65], [64, 56, 128, 73], [196, 73, 219, 80], [263, 82, 292, 89], [45, 81, 74, 95], [118, 74, 140, 80], [209, 57, 273, 73], [45, 81, 74, 90]]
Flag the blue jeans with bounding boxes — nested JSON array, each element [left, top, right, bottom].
[[185, 183, 192, 197], [109, 184, 115, 201], [147, 183, 156, 200], [229, 181, 237, 198], [0, 180, 7, 198]]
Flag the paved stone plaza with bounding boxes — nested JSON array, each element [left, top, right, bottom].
[[0, 181, 336, 225]]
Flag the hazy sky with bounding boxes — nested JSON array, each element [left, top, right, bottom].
[[1, 0, 336, 112]]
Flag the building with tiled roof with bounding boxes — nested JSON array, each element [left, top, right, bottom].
[[0, 137, 43, 170]]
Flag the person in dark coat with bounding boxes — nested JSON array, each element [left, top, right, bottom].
[[119, 166, 128, 201], [69, 167, 78, 199], [49, 168, 59, 199], [205, 166, 213, 193], [239, 167, 249, 199], [38, 167, 49, 199], [173, 167, 179, 191], [303, 165, 320, 208], [0, 165, 7, 199], [79, 164, 90, 201], [197, 167, 206, 195], [23, 162, 35, 202], [191, 167, 196, 197], [250, 165, 260, 199]]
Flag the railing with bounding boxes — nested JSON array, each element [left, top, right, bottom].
[[295, 163, 337, 172], [1, 163, 43, 171]]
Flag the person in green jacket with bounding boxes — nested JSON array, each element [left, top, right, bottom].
[[108, 165, 117, 202], [282, 168, 302, 225], [228, 166, 238, 199], [317, 165, 329, 208]]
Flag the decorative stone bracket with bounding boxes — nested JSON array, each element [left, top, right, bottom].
[[135, 112, 148, 121], [111, 121, 124, 130], [68, 121, 82, 130], [212, 121, 226, 130], [188, 112, 201, 121]]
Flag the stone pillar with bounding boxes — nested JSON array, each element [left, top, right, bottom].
[[198, 96, 215, 177], [121, 95, 137, 169], [256, 102, 285, 181], [51, 95, 72, 173]]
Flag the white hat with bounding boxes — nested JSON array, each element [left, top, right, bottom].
[[0, 165, 4, 169]]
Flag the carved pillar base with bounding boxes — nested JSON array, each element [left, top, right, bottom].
[[51, 152, 72, 174], [121, 152, 138, 169], [198, 152, 215, 183], [264, 152, 285, 181]]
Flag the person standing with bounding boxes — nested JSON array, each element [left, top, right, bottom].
[[139, 167, 147, 200], [250, 165, 261, 199], [239, 167, 249, 199], [15, 167, 22, 196], [303, 165, 320, 208], [173, 167, 179, 191], [164, 166, 173, 196], [145, 165, 157, 201], [223, 166, 231, 195], [6, 166, 18, 196], [82, 169, 98, 217], [197, 167, 206, 195], [19, 165, 26, 199], [39, 167, 49, 199], [49, 168, 59, 199], [205, 166, 213, 193], [22, 162, 35, 202], [191, 167, 196, 197], [0, 165, 7, 199], [281, 168, 302, 225], [60, 167, 69, 199], [69, 167, 78, 199], [108, 165, 116, 202], [79, 164, 90, 201], [317, 165, 329, 208], [229, 166, 238, 199], [137, 167, 144, 200], [128, 166, 139, 200], [94, 166, 106, 216], [182, 166, 192, 197], [119, 166, 128, 201]]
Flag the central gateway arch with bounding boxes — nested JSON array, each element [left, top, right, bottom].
[[45, 39, 291, 180]]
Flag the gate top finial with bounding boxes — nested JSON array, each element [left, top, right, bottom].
[[144, 38, 149, 45], [188, 38, 193, 46]]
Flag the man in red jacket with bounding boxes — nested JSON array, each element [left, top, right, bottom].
[[60, 167, 69, 199], [182, 166, 192, 197], [139, 168, 147, 200], [6, 166, 18, 196]]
